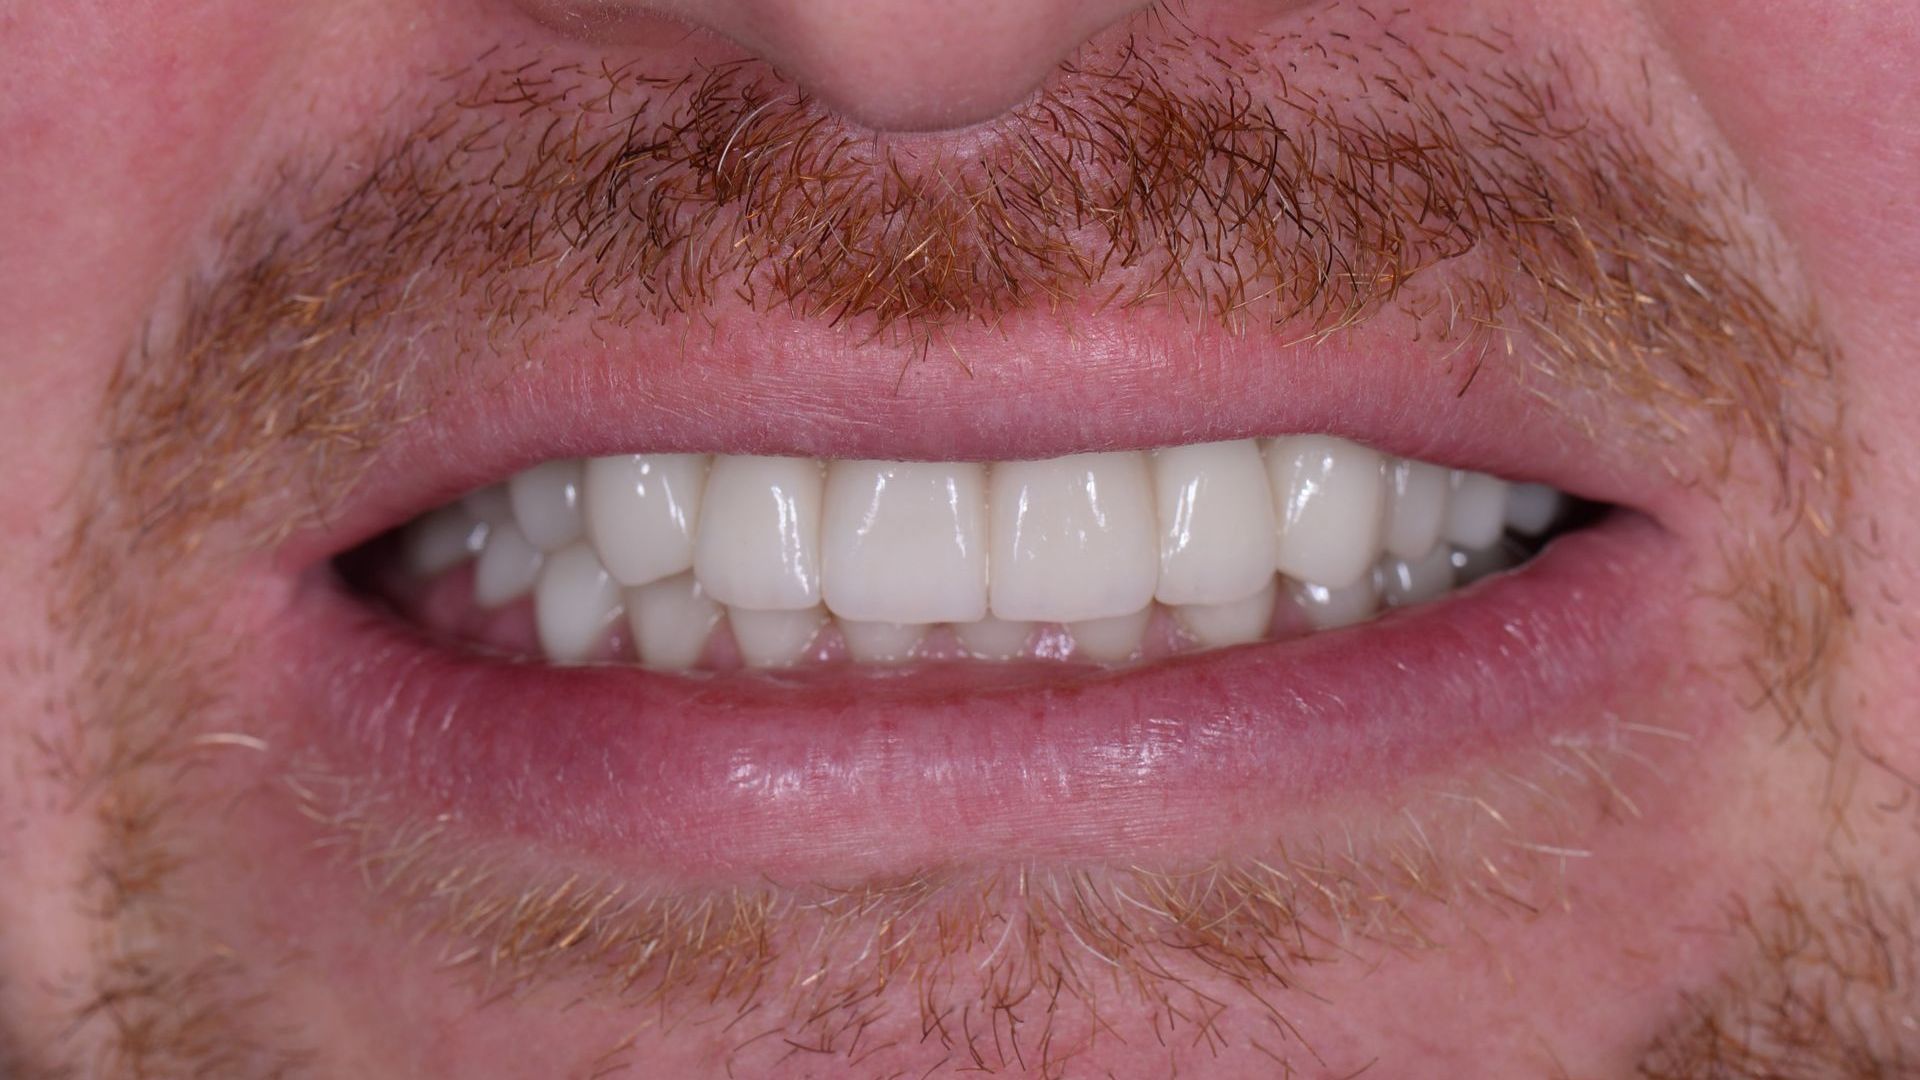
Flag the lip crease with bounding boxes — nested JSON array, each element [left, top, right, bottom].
[[246, 300, 1694, 887]]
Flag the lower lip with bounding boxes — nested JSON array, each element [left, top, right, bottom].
[[276, 512, 1681, 883]]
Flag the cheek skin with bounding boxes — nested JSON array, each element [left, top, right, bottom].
[[1653, 3, 1920, 788]]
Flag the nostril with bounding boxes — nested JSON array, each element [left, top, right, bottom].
[[518, 0, 1155, 133]]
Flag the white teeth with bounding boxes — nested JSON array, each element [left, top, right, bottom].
[[1383, 459, 1449, 560], [729, 606, 827, 668], [474, 520, 545, 608], [1504, 482, 1564, 537], [626, 573, 722, 671], [1177, 579, 1277, 648], [821, 461, 989, 624], [405, 505, 487, 576], [839, 620, 924, 663], [583, 454, 709, 587], [1379, 545, 1455, 608], [425, 443, 1569, 667], [1150, 440, 1279, 605], [989, 452, 1159, 622], [533, 543, 623, 663], [1443, 470, 1509, 549], [1070, 608, 1152, 663], [953, 617, 1035, 660], [1291, 574, 1380, 630], [694, 456, 824, 610], [1268, 435, 1386, 590], [510, 459, 586, 553]]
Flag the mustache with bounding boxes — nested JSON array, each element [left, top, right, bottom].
[[110, 16, 1824, 555]]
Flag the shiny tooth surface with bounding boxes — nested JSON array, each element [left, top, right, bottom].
[[405, 505, 486, 576], [1291, 574, 1379, 630], [1443, 470, 1509, 549], [627, 573, 722, 671], [584, 454, 709, 587], [695, 456, 824, 610], [1504, 482, 1564, 537], [989, 452, 1158, 622], [1177, 579, 1277, 647], [473, 520, 545, 608], [839, 620, 924, 663], [729, 606, 827, 668], [1380, 545, 1455, 608], [1150, 440, 1279, 605], [534, 542, 623, 663], [1267, 435, 1387, 589], [1070, 608, 1152, 663], [510, 459, 587, 553], [1383, 459, 1449, 560], [953, 617, 1034, 660], [821, 460, 988, 623]]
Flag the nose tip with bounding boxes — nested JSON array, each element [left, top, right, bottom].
[[697, 0, 1150, 132]]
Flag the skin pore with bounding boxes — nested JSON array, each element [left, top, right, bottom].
[[0, 0, 1916, 1077]]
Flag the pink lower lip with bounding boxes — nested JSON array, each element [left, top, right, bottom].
[[274, 511, 1682, 883]]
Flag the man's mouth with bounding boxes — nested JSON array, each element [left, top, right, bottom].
[[374, 439, 1572, 669], [293, 339, 1678, 884]]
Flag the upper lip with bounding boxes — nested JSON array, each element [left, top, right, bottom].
[[279, 301, 1685, 572]]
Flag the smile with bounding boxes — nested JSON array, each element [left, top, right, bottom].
[[385, 440, 1571, 668]]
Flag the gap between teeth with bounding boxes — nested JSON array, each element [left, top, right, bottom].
[[401, 438, 1566, 668]]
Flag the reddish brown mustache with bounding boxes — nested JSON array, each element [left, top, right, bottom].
[[106, 13, 1821, 567]]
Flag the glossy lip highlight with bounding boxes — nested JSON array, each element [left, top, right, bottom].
[[282, 505, 1679, 885]]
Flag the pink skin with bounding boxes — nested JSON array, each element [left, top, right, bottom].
[[0, 1, 1918, 1078]]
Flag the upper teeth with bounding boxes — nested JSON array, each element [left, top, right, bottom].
[[402, 438, 1564, 667]]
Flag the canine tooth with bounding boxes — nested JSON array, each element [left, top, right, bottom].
[[839, 620, 924, 663], [1504, 482, 1564, 537], [510, 459, 587, 552], [584, 454, 709, 587], [821, 461, 988, 623], [534, 542, 623, 663], [1384, 459, 1449, 560], [474, 520, 545, 608], [1443, 470, 1509, 549], [695, 456, 824, 610], [627, 572, 723, 671], [1069, 608, 1152, 663], [1380, 545, 1455, 608], [1177, 578, 1277, 647], [1150, 440, 1278, 605], [405, 505, 486, 576], [953, 617, 1035, 660], [988, 452, 1158, 622], [729, 606, 827, 668], [1290, 574, 1379, 630], [1268, 435, 1386, 589]]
